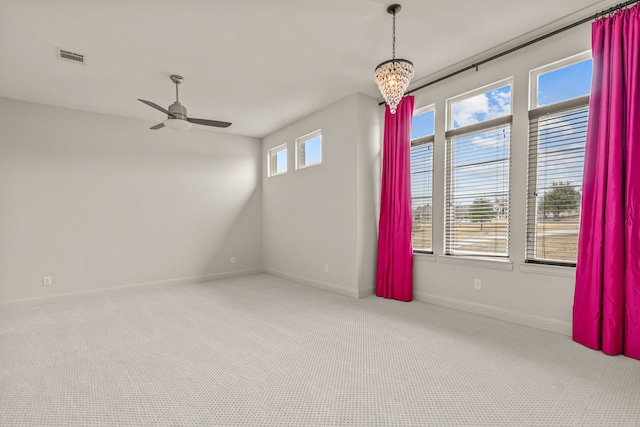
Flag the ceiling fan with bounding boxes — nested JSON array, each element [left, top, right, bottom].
[[138, 75, 231, 130]]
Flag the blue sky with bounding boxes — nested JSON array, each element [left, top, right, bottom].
[[304, 136, 322, 166], [275, 149, 287, 173], [411, 109, 435, 140], [538, 59, 592, 106]]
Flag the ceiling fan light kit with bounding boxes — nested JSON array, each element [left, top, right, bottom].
[[164, 117, 192, 130], [375, 4, 414, 114], [138, 75, 231, 131]]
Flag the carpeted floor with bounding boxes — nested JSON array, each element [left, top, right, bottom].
[[1, 274, 639, 426]]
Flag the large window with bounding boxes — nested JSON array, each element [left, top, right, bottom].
[[445, 79, 512, 257], [268, 144, 288, 177], [526, 52, 592, 265], [411, 106, 435, 253]]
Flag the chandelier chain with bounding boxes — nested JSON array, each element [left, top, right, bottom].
[[392, 10, 396, 61]]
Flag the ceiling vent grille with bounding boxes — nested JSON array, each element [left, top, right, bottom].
[[57, 48, 86, 65]]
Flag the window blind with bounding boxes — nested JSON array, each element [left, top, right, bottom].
[[411, 136, 434, 253], [445, 117, 511, 257], [526, 96, 588, 265]]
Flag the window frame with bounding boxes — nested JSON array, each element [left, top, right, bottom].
[[444, 78, 514, 259], [526, 52, 592, 267], [267, 143, 288, 177], [446, 77, 513, 131], [410, 104, 435, 254], [295, 129, 322, 170], [529, 50, 592, 110]]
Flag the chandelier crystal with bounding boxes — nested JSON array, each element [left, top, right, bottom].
[[375, 4, 414, 114]]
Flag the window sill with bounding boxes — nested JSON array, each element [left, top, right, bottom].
[[296, 160, 322, 170], [519, 263, 576, 278], [268, 172, 287, 178], [414, 253, 436, 263], [438, 255, 513, 271]]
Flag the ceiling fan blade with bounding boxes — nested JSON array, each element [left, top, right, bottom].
[[150, 123, 165, 130], [187, 117, 232, 128], [138, 99, 175, 117]]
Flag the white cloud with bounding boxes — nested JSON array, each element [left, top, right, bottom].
[[486, 90, 511, 119], [453, 93, 489, 127], [453, 88, 511, 128]]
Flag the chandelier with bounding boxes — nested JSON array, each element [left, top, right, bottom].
[[374, 4, 414, 114]]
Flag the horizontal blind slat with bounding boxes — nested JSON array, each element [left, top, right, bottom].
[[411, 139, 434, 252], [526, 104, 588, 265], [445, 122, 510, 257]]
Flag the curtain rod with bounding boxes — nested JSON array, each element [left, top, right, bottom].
[[379, 0, 640, 105]]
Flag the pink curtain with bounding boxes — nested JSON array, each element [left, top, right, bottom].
[[573, 5, 640, 360], [376, 96, 414, 302]]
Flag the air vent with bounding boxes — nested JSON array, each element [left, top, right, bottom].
[[56, 48, 86, 65]]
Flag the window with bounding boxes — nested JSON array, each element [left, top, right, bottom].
[[268, 144, 287, 176], [296, 130, 322, 169], [526, 52, 592, 265], [411, 106, 435, 253], [445, 79, 512, 257]]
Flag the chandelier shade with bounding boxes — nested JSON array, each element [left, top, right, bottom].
[[375, 4, 413, 114], [375, 58, 414, 114]]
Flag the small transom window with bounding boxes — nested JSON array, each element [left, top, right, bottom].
[[296, 130, 322, 170]]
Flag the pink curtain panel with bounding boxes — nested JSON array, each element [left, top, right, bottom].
[[573, 4, 640, 360], [376, 96, 414, 302]]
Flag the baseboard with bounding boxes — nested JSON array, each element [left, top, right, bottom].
[[413, 291, 572, 336], [264, 269, 360, 299], [358, 287, 376, 298], [0, 268, 264, 310]]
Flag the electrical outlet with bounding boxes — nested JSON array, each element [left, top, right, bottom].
[[230, 257, 236, 264], [324, 264, 329, 273], [474, 279, 481, 290], [43, 276, 52, 286]]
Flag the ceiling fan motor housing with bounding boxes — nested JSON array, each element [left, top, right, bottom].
[[138, 74, 231, 130], [168, 101, 188, 120]]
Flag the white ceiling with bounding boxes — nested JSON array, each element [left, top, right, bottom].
[[0, 0, 620, 138]]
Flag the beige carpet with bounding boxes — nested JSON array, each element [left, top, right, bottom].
[[1, 273, 639, 426]]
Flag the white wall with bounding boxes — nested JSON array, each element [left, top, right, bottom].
[[409, 24, 591, 335], [0, 98, 262, 304], [356, 94, 382, 295], [262, 93, 381, 297]]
